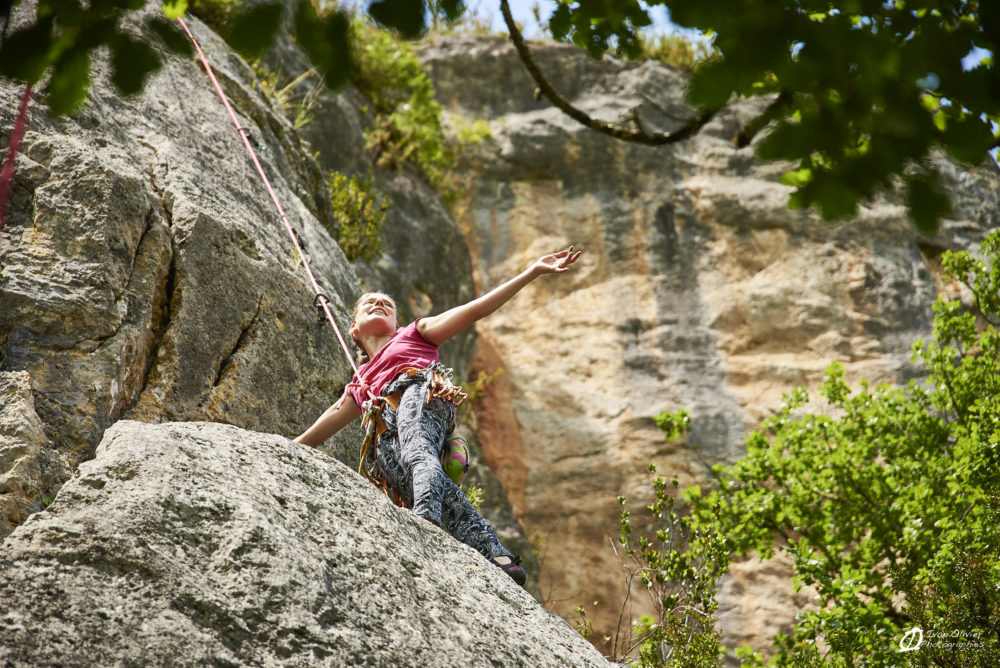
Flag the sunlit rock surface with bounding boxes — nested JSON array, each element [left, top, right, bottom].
[[0, 421, 608, 667], [419, 33, 999, 655]]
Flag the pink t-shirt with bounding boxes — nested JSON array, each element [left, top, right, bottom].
[[347, 320, 439, 407]]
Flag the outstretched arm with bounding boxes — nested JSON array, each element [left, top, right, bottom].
[[294, 390, 362, 447], [418, 246, 582, 346]]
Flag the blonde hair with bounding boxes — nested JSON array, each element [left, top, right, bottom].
[[351, 291, 398, 364]]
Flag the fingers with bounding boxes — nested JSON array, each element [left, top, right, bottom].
[[557, 246, 581, 268], [537, 246, 581, 273]]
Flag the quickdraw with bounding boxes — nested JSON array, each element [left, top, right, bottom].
[[427, 368, 468, 407]]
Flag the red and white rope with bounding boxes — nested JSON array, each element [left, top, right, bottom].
[[177, 17, 363, 381]]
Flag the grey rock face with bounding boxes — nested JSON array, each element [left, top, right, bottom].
[[0, 4, 358, 477], [0, 2, 487, 531], [0, 371, 64, 539], [0, 420, 609, 667]]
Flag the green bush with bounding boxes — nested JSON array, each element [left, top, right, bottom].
[[615, 461, 729, 667], [683, 229, 1000, 665], [351, 19, 485, 205], [612, 232, 1000, 665], [327, 171, 388, 263]]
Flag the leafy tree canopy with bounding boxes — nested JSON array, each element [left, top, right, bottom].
[[0, 0, 996, 231], [513, 0, 999, 233], [676, 229, 1000, 664]]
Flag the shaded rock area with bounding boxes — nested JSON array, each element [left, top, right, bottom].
[[0, 421, 608, 667], [418, 34, 999, 653], [0, 371, 64, 536]]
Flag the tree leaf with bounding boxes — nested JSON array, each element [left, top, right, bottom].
[[816, 178, 858, 220], [110, 33, 162, 95], [944, 117, 993, 165], [368, 0, 426, 39], [687, 59, 736, 110], [548, 3, 571, 40], [0, 14, 55, 83], [224, 2, 283, 59], [905, 172, 950, 235], [439, 0, 465, 23], [147, 15, 194, 57], [161, 0, 189, 21], [294, 0, 352, 89], [46, 48, 92, 115]]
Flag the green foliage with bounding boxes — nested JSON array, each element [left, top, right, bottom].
[[0, 0, 192, 114], [0, 0, 351, 114], [351, 19, 479, 204], [653, 408, 690, 442], [686, 229, 1000, 664], [608, 461, 728, 666], [549, 0, 651, 59], [575, 603, 595, 640], [294, 0, 353, 89], [464, 484, 484, 513], [450, 116, 493, 145], [540, 0, 999, 232], [638, 33, 718, 74], [9, 0, 992, 233], [461, 367, 504, 404], [327, 171, 389, 263], [250, 62, 322, 130], [185, 0, 240, 35]]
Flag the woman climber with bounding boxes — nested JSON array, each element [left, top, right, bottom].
[[294, 246, 582, 586]]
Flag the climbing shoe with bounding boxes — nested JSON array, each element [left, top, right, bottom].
[[492, 555, 527, 587]]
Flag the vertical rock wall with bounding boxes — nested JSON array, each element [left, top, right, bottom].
[[0, 6, 357, 539], [418, 34, 999, 653]]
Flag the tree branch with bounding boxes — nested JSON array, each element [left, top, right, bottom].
[[499, 0, 716, 146]]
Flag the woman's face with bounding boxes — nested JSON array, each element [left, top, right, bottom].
[[352, 293, 397, 337]]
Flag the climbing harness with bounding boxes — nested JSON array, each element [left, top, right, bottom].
[[355, 364, 469, 497], [0, 82, 31, 233], [177, 20, 471, 507]]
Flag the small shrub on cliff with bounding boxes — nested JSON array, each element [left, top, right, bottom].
[[605, 456, 728, 667], [350, 20, 488, 206], [351, 20, 453, 193], [327, 171, 389, 263]]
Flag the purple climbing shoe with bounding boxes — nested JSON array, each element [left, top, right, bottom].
[[492, 556, 527, 587]]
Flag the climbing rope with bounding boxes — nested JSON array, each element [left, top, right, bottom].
[[178, 19, 417, 504], [176, 17, 364, 381], [0, 82, 32, 233]]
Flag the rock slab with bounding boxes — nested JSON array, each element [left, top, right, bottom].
[[0, 420, 608, 667]]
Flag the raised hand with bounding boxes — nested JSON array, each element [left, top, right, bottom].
[[532, 246, 582, 275]]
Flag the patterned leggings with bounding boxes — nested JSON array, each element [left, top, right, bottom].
[[376, 380, 512, 561]]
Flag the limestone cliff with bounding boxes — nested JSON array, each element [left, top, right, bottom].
[[0, 3, 548, 662], [0, 421, 606, 667], [0, 1, 497, 544], [418, 34, 999, 653], [2, 1, 999, 663]]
